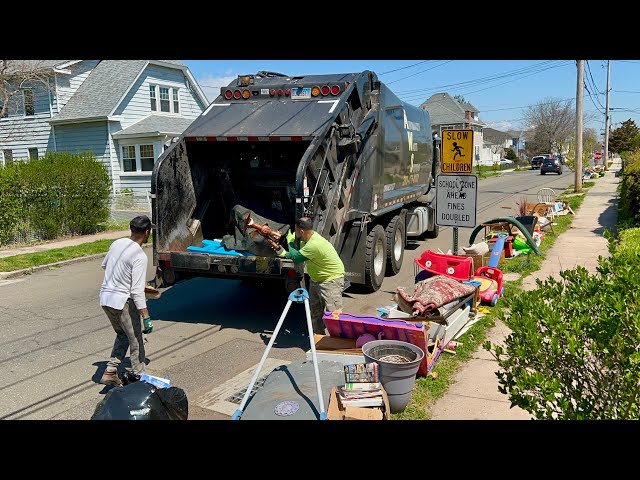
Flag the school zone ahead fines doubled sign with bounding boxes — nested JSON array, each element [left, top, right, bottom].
[[441, 129, 473, 173]]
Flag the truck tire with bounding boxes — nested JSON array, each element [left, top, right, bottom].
[[385, 215, 404, 276], [363, 224, 387, 292]]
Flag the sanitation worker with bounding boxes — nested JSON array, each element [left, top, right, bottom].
[[274, 217, 345, 335]]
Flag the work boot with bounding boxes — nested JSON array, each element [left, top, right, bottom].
[[99, 370, 123, 387]]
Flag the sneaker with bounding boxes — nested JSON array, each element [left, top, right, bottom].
[[99, 370, 123, 387]]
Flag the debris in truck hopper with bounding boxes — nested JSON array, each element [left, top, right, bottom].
[[222, 204, 290, 257]]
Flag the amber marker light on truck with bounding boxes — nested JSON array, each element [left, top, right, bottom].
[[242, 89, 251, 99], [311, 86, 321, 97]]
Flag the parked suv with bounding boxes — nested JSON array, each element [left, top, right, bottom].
[[531, 155, 547, 169], [540, 157, 563, 175]]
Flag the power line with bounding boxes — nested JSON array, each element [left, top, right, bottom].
[[396, 60, 564, 97], [386, 61, 453, 85], [378, 61, 431, 75]]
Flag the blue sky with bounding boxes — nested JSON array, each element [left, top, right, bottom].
[[183, 60, 640, 140]]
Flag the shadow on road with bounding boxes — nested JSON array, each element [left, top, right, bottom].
[[147, 277, 311, 350]]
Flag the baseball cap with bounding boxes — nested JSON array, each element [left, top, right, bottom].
[[130, 215, 156, 232]]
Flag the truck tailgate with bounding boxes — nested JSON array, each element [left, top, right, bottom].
[[167, 251, 289, 275]]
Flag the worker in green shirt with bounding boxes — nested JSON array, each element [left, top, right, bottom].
[[274, 217, 345, 335]]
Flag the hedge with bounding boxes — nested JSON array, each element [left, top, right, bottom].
[[0, 151, 111, 245]]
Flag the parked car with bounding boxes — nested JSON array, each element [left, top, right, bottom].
[[531, 155, 547, 169], [499, 158, 514, 165], [540, 157, 563, 175]]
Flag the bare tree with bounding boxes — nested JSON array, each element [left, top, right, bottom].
[[523, 97, 575, 155], [1, 60, 57, 144]]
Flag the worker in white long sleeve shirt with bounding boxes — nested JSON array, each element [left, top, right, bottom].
[[98, 215, 154, 386]]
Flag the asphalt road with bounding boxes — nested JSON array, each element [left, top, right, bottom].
[[0, 167, 575, 420]]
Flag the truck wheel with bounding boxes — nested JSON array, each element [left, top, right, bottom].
[[363, 224, 387, 292], [424, 225, 439, 239], [385, 215, 405, 276]]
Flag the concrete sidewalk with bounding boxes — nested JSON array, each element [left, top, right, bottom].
[[0, 230, 130, 259], [430, 158, 621, 420]]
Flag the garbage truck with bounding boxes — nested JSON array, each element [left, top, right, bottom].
[[150, 70, 440, 293]]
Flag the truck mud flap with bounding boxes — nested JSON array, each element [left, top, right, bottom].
[[169, 252, 283, 275]]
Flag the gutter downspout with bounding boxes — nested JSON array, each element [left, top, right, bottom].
[[107, 121, 116, 196], [48, 77, 57, 152]]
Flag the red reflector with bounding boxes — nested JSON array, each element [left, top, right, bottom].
[[277, 89, 283, 96], [224, 90, 233, 100], [287, 269, 298, 278], [163, 260, 171, 268], [185, 136, 196, 141], [321, 85, 330, 96], [291, 136, 302, 141], [269, 89, 275, 97], [233, 90, 241, 99], [285, 88, 291, 96], [227, 137, 238, 141], [330, 85, 340, 95], [268, 136, 280, 141], [248, 136, 259, 141]]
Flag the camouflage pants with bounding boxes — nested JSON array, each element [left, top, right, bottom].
[[309, 276, 344, 335], [102, 298, 146, 375]]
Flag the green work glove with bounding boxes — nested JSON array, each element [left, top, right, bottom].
[[286, 229, 296, 244], [275, 246, 287, 258]]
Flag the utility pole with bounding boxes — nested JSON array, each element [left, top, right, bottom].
[[603, 60, 611, 171], [575, 60, 583, 193]]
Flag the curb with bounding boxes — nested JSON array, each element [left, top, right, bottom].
[[0, 243, 153, 281]]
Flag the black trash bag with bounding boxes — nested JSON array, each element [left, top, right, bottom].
[[91, 380, 188, 420], [222, 204, 289, 257]]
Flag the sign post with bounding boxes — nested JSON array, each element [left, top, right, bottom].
[[438, 130, 476, 254]]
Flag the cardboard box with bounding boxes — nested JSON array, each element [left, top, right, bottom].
[[306, 334, 366, 365], [462, 250, 503, 271], [326, 386, 390, 420]]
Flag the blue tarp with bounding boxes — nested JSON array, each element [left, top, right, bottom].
[[187, 239, 252, 256]]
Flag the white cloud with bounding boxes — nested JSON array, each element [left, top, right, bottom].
[[195, 74, 237, 103]]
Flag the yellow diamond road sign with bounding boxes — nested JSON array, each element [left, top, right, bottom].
[[441, 129, 473, 173]]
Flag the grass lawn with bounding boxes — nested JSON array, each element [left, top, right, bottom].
[[0, 239, 122, 272]]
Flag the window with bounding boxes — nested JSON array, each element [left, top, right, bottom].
[[28, 147, 38, 160], [122, 145, 136, 172], [149, 83, 180, 114], [121, 143, 156, 173], [150, 85, 157, 111], [140, 144, 154, 171], [2, 149, 12, 166], [159, 87, 170, 112], [23, 89, 34, 116], [172, 89, 179, 113]]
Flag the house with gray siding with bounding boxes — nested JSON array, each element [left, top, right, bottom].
[[0, 60, 208, 200], [419, 93, 495, 165]]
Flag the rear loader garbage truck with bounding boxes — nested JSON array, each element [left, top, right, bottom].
[[151, 70, 440, 293]]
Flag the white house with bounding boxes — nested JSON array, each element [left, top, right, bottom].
[[420, 93, 495, 165], [0, 60, 209, 200]]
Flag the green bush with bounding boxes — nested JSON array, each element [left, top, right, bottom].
[[484, 232, 640, 419], [0, 152, 111, 242], [619, 150, 640, 227], [0, 165, 23, 245]]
